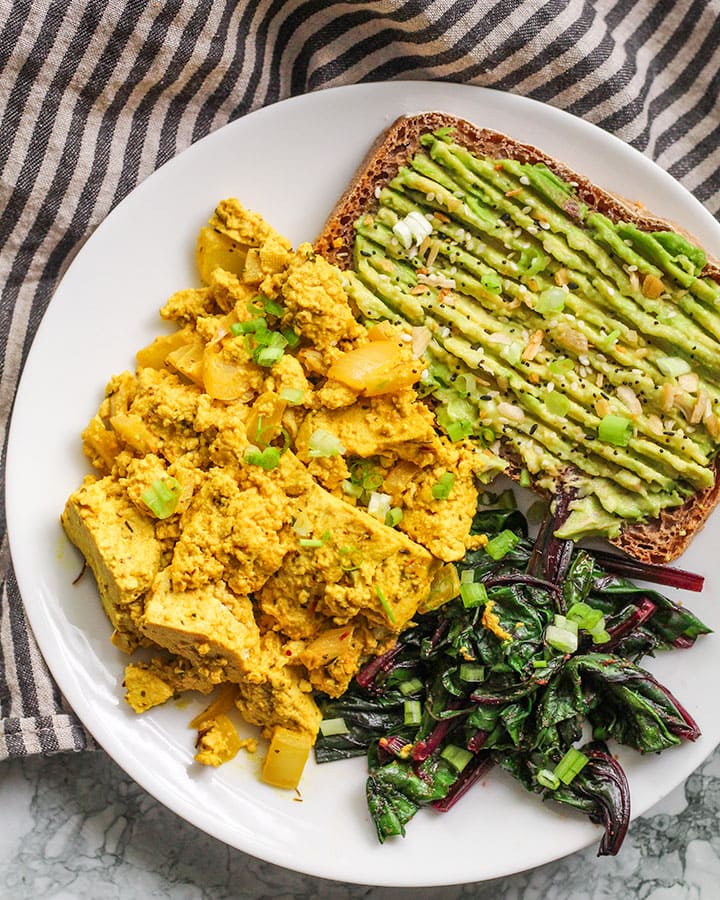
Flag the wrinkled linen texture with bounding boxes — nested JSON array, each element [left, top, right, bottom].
[[1, 0, 719, 759]]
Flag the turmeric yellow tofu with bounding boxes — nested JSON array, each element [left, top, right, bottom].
[[62, 476, 161, 641], [295, 390, 437, 461], [259, 482, 438, 633], [233, 633, 322, 741], [167, 464, 303, 596], [140, 572, 260, 684], [386, 442, 485, 562], [62, 198, 492, 787]]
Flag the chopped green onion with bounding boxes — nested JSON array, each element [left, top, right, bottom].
[[566, 602, 604, 631], [403, 699, 422, 726], [399, 677, 423, 696], [481, 272, 502, 294], [553, 747, 589, 785], [367, 491, 392, 521], [484, 529, 520, 560], [254, 345, 285, 367], [279, 387, 304, 404], [375, 585, 395, 624], [549, 357, 574, 375], [385, 507, 403, 528], [308, 428, 345, 457], [536, 287, 566, 316], [533, 659, 548, 669], [432, 472, 456, 500], [598, 328, 621, 349], [259, 295, 285, 317], [479, 426, 496, 444], [338, 546, 363, 571], [299, 538, 324, 548], [282, 327, 301, 348], [460, 581, 488, 608], [245, 445, 281, 470], [460, 569, 474, 584], [536, 768, 560, 790], [141, 477, 182, 519], [544, 390, 570, 417], [319, 717, 349, 737], [459, 663, 485, 682], [553, 614, 579, 636], [545, 624, 578, 654], [341, 479, 363, 498], [591, 629, 611, 645], [499, 341, 523, 367], [657, 356, 692, 378], [440, 744, 474, 773], [231, 317, 266, 335], [519, 468, 531, 488], [598, 414, 633, 447], [446, 419, 473, 442]]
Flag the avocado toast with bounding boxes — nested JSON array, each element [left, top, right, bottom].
[[315, 112, 720, 564]]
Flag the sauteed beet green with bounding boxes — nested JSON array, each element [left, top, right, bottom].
[[314, 497, 710, 855]]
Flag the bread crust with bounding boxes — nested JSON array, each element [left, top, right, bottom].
[[314, 112, 720, 563]]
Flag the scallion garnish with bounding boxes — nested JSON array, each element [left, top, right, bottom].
[[432, 472, 455, 500], [598, 414, 633, 447], [375, 585, 395, 624], [403, 699, 422, 726], [440, 744, 473, 773], [367, 491, 391, 521], [553, 747, 589, 785], [446, 419, 473, 442], [460, 581, 488, 608], [308, 428, 345, 458], [259, 295, 285, 317], [244, 445, 281, 470], [459, 663, 485, 682], [385, 507, 403, 528], [548, 356, 574, 375], [141, 476, 182, 519], [338, 546, 363, 571], [536, 768, 560, 790], [399, 677, 423, 696], [299, 538, 324, 548], [657, 356, 692, 378], [484, 529, 520, 560], [279, 387, 304, 404], [319, 717, 349, 737], [535, 286, 566, 316], [545, 623, 578, 654], [254, 345, 285, 367], [519, 468, 531, 488], [544, 390, 570, 417]]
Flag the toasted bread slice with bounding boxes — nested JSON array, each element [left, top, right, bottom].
[[314, 112, 720, 564]]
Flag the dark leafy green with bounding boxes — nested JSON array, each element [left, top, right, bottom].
[[314, 500, 710, 854]]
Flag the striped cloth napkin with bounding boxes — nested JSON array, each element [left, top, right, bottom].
[[2, 0, 719, 759]]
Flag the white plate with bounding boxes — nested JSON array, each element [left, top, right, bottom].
[[7, 81, 720, 887]]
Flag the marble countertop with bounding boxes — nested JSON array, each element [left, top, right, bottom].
[[2, 745, 719, 899]]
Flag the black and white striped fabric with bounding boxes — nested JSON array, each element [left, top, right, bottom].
[[2, 0, 719, 759]]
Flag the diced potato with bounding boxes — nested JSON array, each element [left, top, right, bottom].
[[196, 226, 248, 284], [203, 345, 250, 401], [327, 341, 421, 396], [136, 326, 193, 369], [82, 414, 122, 472], [261, 727, 312, 789], [109, 412, 159, 454], [166, 335, 206, 387]]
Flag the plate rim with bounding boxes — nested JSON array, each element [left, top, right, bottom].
[[7, 79, 720, 887]]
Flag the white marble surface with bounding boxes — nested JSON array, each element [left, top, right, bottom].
[[2, 745, 720, 898]]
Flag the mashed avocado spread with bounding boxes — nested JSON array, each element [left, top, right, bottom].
[[344, 128, 720, 540]]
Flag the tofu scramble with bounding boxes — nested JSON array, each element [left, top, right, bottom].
[[62, 200, 504, 788]]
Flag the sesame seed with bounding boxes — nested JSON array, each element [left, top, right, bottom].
[[527, 225, 538, 234], [520, 175, 530, 185], [540, 221, 551, 230]]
